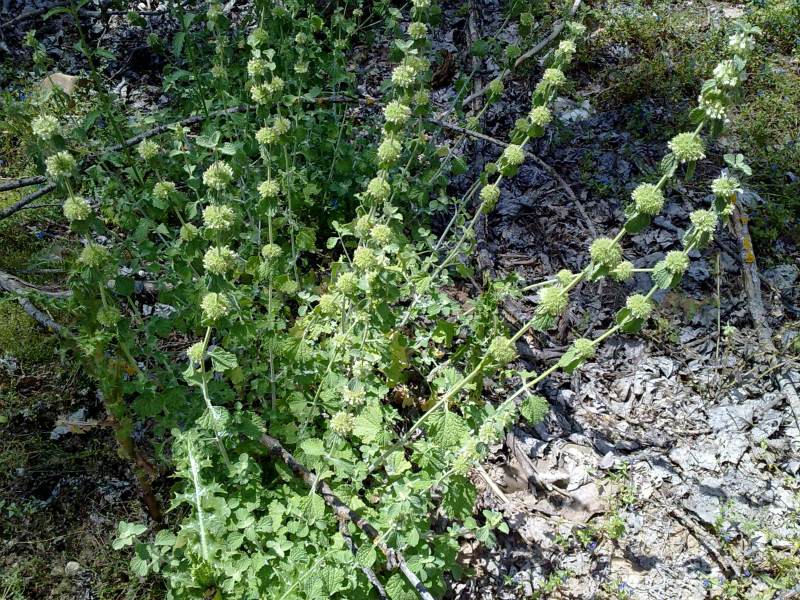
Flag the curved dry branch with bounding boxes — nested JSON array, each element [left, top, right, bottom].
[[259, 433, 436, 600], [0, 269, 71, 298]]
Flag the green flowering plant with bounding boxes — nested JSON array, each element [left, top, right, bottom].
[[14, 2, 766, 599]]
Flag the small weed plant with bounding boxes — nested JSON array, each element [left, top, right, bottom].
[[11, 0, 763, 597]]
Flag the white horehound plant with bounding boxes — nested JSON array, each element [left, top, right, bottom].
[[19, 2, 762, 598]]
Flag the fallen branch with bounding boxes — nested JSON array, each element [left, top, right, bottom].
[[17, 297, 66, 334], [0, 269, 71, 298], [0, 175, 47, 192], [260, 433, 435, 600]]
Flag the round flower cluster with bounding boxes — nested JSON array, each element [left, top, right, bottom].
[[78, 243, 108, 269], [689, 209, 718, 234], [711, 175, 740, 198], [247, 57, 267, 78], [663, 250, 689, 275], [255, 126, 278, 146], [203, 245, 237, 275], [202, 204, 235, 230], [353, 246, 377, 271], [713, 60, 740, 89], [487, 78, 504, 97], [258, 179, 281, 199], [45, 151, 76, 178], [250, 77, 285, 104], [538, 285, 568, 316], [370, 223, 393, 245], [180, 223, 199, 241], [384, 101, 411, 126], [488, 336, 517, 366], [566, 21, 587, 37], [529, 106, 552, 127], [632, 183, 665, 216], [480, 183, 500, 207], [501, 144, 525, 167], [625, 294, 653, 320], [542, 68, 566, 88], [354, 214, 373, 238], [97, 305, 121, 328], [330, 411, 354, 435], [556, 40, 576, 60], [63, 195, 91, 221], [317, 293, 338, 315], [572, 337, 596, 359], [153, 181, 176, 200], [408, 21, 427, 40], [201, 292, 230, 321], [668, 132, 705, 164], [272, 116, 291, 136], [137, 139, 160, 161], [377, 136, 402, 166], [31, 115, 59, 140], [590, 237, 623, 268], [343, 387, 366, 408], [728, 33, 755, 54], [556, 269, 574, 287], [203, 160, 234, 190], [411, 0, 430, 8], [391, 64, 416, 88], [335, 271, 359, 296], [611, 260, 635, 282], [187, 342, 206, 364], [699, 95, 726, 121], [261, 243, 283, 260], [367, 175, 391, 202]]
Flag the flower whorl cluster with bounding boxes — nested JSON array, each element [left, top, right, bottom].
[[45, 151, 76, 179], [488, 336, 517, 366], [137, 139, 160, 161], [78, 243, 108, 269], [63, 196, 91, 221], [32, 115, 59, 140], [330, 411, 354, 436], [203, 204, 235, 231], [153, 181, 176, 201], [201, 292, 230, 322], [537, 285, 568, 317], [202, 160, 234, 191], [668, 132, 706, 164], [632, 183, 665, 216], [203, 245, 237, 275], [625, 294, 653, 321], [590, 237, 623, 269]]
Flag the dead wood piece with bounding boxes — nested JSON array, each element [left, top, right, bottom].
[[0, 269, 71, 298], [260, 433, 435, 600], [17, 297, 65, 334]]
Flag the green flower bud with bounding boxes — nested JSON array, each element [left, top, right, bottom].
[[203, 245, 237, 275], [78, 243, 109, 269], [330, 411, 354, 435], [153, 181, 176, 201], [384, 101, 412, 126], [377, 136, 402, 166], [632, 183, 665, 216], [202, 160, 234, 190], [63, 195, 91, 221], [255, 126, 278, 146], [711, 175, 740, 198], [31, 115, 59, 140], [201, 292, 230, 321], [668, 132, 705, 164], [97, 305, 121, 328], [663, 250, 689, 275], [689, 209, 718, 234], [408, 21, 427, 39], [625, 294, 653, 320], [335, 271, 358, 296], [45, 151, 76, 178], [261, 243, 282, 260], [487, 78, 504, 97], [258, 180, 281, 199], [556, 269, 574, 286], [480, 183, 501, 205], [366, 175, 391, 201], [180, 223, 199, 241], [501, 144, 525, 167], [528, 105, 552, 127], [353, 246, 377, 271], [202, 204, 235, 230], [488, 336, 517, 366], [187, 341, 205, 364], [538, 285, 568, 316], [611, 260, 635, 282], [590, 237, 623, 268], [414, 89, 430, 106], [370, 223, 393, 245], [137, 139, 160, 161]]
